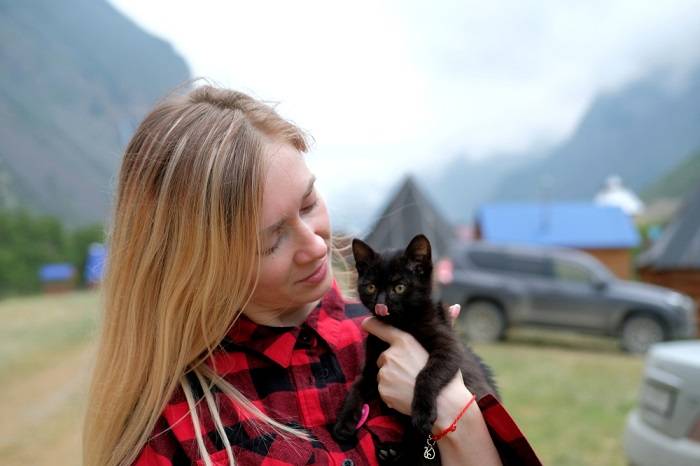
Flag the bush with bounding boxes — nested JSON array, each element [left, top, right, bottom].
[[0, 208, 104, 296]]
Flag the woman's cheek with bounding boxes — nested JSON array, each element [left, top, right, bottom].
[[257, 254, 289, 293]]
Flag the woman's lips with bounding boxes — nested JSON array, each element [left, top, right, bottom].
[[298, 256, 328, 284]]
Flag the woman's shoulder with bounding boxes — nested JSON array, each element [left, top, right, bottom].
[[131, 395, 194, 466]]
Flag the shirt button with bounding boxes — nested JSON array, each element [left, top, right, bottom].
[[341, 459, 354, 466], [298, 328, 318, 349]]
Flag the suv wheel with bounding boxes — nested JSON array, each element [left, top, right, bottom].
[[462, 301, 506, 343], [620, 315, 665, 354]]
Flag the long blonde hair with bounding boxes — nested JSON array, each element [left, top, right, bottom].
[[83, 84, 313, 466]]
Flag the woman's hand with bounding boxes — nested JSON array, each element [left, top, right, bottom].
[[360, 303, 464, 417], [362, 306, 505, 465], [362, 317, 428, 415], [447, 303, 461, 325]]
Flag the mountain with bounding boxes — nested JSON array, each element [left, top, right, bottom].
[[488, 65, 700, 204], [643, 149, 700, 201], [0, 0, 191, 225], [427, 151, 537, 225]]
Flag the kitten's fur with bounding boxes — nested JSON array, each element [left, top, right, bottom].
[[333, 235, 498, 465]]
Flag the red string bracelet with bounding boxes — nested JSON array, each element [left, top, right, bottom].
[[432, 393, 478, 441], [423, 393, 478, 460], [423, 394, 478, 460]]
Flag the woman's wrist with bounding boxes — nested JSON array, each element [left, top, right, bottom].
[[432, 371, 475, 435]]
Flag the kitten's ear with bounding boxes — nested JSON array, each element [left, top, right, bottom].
[[352, 239, 377, 273], [405, 234, 432, 264]]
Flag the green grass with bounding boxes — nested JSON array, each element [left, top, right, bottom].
[[0, 290, 100, 466], [0, 291, 645, 466], [0, 290, 99, 382], [471, 328, 644, 466]]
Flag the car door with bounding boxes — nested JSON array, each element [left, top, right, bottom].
[[528, 257, 608, 330]]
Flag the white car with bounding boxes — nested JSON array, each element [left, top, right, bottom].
[[623, 340, 700, 466]]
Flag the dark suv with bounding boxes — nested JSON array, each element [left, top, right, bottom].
[[436, 242, 697, 353]]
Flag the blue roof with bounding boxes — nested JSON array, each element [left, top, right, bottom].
[[39, 263, 76, 282], [476, 202, 640, 248]]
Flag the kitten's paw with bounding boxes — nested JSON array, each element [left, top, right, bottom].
[[411, 403, 438, 437], [332, 418, 358, 443], [376, 442, 402, 464]]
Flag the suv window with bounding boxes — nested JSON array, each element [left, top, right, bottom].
[[468, 250, 552, 278], [553, 259, 594, 283], [468, 250, 504, 270], [506, 255, 552, 277]]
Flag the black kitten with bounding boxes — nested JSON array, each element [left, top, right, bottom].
[[332, 234, 498, 465]]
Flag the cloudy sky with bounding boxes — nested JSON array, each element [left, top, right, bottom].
[[109, 0, 700, 231]]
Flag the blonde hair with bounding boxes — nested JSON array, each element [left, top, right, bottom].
[[83, 83, 314, 466]]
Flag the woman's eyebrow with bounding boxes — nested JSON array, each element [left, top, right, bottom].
[[263, 175, 316, 235]]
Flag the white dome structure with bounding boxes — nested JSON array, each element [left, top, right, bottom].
[[595, 175, 645, 216]]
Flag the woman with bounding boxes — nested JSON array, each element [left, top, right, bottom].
[[82, 85, 540, 466]]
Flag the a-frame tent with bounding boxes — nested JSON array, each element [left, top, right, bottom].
[[363, 176, 455, 259]]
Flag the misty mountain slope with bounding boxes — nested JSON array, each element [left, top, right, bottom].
[[489, 66, 700, 203], [427, 152, 536, 224], [643, 149, 700, 201], [0, 0, 190, 224]]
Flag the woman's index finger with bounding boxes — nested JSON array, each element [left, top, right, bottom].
[[361, 316, 402, 344]]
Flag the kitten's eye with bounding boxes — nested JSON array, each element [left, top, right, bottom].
[[365, 284, 376, 294], [393, 284, 406, 294]]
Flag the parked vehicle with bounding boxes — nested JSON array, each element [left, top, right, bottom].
[[623, 340, 700, 466], [436, 242, 697, 353]]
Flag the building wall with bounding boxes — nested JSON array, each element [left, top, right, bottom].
[[580, 248, 631, 279], [639, 268, 700, 335]]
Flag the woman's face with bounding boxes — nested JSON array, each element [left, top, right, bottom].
[[244, 141, 333, 326]]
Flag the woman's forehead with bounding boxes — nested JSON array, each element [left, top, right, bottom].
[[261, 143, 313, 227]]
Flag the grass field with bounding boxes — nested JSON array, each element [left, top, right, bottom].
[[0, 291, 644, 466]]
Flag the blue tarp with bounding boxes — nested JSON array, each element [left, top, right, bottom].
[[84, 243, 106, 284]]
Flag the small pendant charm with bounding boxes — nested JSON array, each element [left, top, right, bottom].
[[423, 437, 436, 460]]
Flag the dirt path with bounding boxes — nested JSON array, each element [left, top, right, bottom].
[[0, 342, 95, 466]]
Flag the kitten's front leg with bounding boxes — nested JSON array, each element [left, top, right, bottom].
[[333, 380, 367, 442], [333, 336, 384, 442], [411, 353, 460, 436]]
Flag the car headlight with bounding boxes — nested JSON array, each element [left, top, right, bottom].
[[640, 379, 677, 418]]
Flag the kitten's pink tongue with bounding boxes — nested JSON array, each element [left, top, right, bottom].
[[375, 304, 389, 316]]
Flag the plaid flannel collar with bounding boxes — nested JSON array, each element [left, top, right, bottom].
[[224, 281, 348, 368]]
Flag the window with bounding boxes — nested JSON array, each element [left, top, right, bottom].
[[468, 250, 505, 271], [468, 250, 552, 278], [506, 256, 552, 277], [553, 259, 593, 283]]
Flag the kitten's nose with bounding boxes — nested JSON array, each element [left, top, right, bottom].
[[375, 304, 389, 316]]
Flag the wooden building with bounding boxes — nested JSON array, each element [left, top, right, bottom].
[[475, 202, 640, 279], [39, 263, 76, 293], [638, 185, 700, 334]]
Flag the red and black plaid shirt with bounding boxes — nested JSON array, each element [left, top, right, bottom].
[[133, 283, 541, 465]]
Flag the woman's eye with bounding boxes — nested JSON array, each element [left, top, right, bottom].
[[365, 284, 376, 294], [394, 284, 406, 294], [301, 197, 318, 214], [263, 242, 280, 256], [262, 231, 285, 256]]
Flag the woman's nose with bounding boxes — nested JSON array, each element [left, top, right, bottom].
[[294, 222, 328, 264]]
